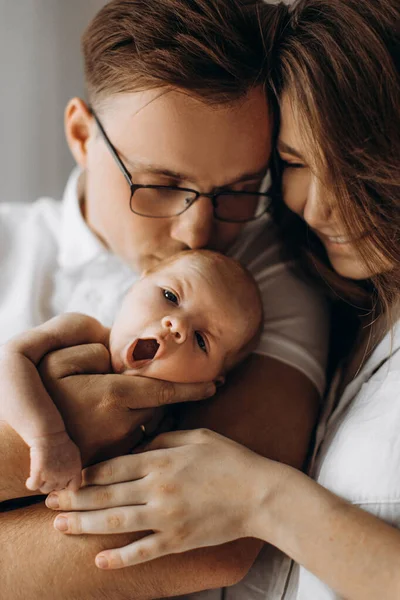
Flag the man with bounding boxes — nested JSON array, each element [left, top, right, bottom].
[[0, 1, 327, 598]]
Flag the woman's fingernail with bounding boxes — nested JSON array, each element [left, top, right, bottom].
[[46, 494, 59, 509], [54, 516, 69, 532], [96, 555, 109, 569]]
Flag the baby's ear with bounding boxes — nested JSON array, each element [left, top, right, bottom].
[[215, 375, 225, 388]]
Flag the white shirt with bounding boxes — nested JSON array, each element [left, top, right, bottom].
[[189, 318, 400, 600], [0, 168, 328, 395]]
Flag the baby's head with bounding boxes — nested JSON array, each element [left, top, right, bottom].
[[109, 250, 262, 384]]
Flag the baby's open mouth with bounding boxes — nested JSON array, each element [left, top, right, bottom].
[[132, 338, 160, 362]]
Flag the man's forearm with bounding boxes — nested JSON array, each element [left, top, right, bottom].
[[0, 423, 34, 502], [0, 502, 260, 600]]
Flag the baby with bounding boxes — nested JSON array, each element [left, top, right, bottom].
[[0, 250, 262, 494]]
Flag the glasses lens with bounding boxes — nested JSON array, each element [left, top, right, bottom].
[[130, 187, 198, 217], [215, 193, 270, 222]]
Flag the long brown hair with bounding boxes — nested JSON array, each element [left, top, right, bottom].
[[263, 0, 400, 324]]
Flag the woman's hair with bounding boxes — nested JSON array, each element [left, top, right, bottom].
[[81, 0, 268, 109], [263, 0, 400, 323]]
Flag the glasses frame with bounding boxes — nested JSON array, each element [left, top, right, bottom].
[[90, 108, 270, 223]]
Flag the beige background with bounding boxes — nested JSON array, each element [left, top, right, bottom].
[[0, 0, 107, 204]]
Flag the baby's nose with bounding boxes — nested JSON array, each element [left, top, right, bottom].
[[161, 316, 187, 343]]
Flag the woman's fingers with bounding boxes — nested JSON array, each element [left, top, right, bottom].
[[46, 479, 148, 511], [53, 506, 152, 535], [82, 453, 151, 486], [144, 429, 200, 451], [95, 534, 171, 570]]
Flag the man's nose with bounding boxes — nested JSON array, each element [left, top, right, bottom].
[[161, 315, 188, 343], [303, 174, 333, 229], [170, 196, 214, 249]]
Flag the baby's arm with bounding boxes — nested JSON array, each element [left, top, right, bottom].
[[0, 313, 109, 494]]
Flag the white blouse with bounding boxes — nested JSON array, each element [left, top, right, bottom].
[[185, 318, 400, 599]]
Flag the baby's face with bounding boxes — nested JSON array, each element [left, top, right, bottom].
[[109, 255, 253, 383]]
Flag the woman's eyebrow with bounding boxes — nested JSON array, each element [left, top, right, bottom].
[[277, 140, 305, 160]]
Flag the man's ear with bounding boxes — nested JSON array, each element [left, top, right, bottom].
[[64, 98, 94, 169]]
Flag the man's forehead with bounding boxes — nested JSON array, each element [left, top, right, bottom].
[[101, 88, 272, 187]]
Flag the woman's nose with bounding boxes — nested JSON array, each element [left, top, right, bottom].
[[161, 315, 188, 343], [303, 174, 333, 229]]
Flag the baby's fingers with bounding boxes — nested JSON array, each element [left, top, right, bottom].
[[95, 534, 170, 570], [26, 474, 42, 492], [66, 472, 82, 492]]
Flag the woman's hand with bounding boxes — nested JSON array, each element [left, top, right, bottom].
[[39, 343, 215, 465], [46, 429, 277, 569]]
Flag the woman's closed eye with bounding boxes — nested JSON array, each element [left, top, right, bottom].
[[279, 155, 305, 169], [163, 289, 179, 305], [195, 331, 207, 354]]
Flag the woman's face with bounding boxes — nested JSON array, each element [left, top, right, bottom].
[[278, 94, 386, 281]]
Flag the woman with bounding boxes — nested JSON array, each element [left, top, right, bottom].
[[46, 1, 400, 598]]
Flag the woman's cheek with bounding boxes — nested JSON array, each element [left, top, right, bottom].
[[282, 169, 310, 217]]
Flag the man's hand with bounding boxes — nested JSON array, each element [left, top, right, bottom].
[[39, 342, 215, 465]]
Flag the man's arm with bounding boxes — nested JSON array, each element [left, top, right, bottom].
[[0, 353, 319, 599], [1, 502, 260, 600]]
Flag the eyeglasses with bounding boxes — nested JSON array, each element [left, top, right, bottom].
[[90, 109, 270, 223]]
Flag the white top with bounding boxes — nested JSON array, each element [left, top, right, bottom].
[[0, 168, 328, 395], [187, 318, 400, 600]]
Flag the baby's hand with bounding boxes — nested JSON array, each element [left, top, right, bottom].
[[26, 431, 82, 494]]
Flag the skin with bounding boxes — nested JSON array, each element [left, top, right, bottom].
[[41, 96, 400, 600], [110, 253, 261, 382], [0, 252, 259, 494], [278, 94, 389, 280], [0, 87, 321, 599], [68, 89, 271, 272]]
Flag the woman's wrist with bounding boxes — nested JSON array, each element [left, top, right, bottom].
[[245, 458, 313, 548]]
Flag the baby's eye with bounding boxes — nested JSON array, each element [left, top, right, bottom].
[[195, 332, 207, 354], [163, 289, 178, 304]]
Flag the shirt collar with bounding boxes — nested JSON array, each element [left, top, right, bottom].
[[58, 168, 108, 271]]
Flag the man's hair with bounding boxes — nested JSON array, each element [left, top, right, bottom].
[[82, 0, 268, 109]]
